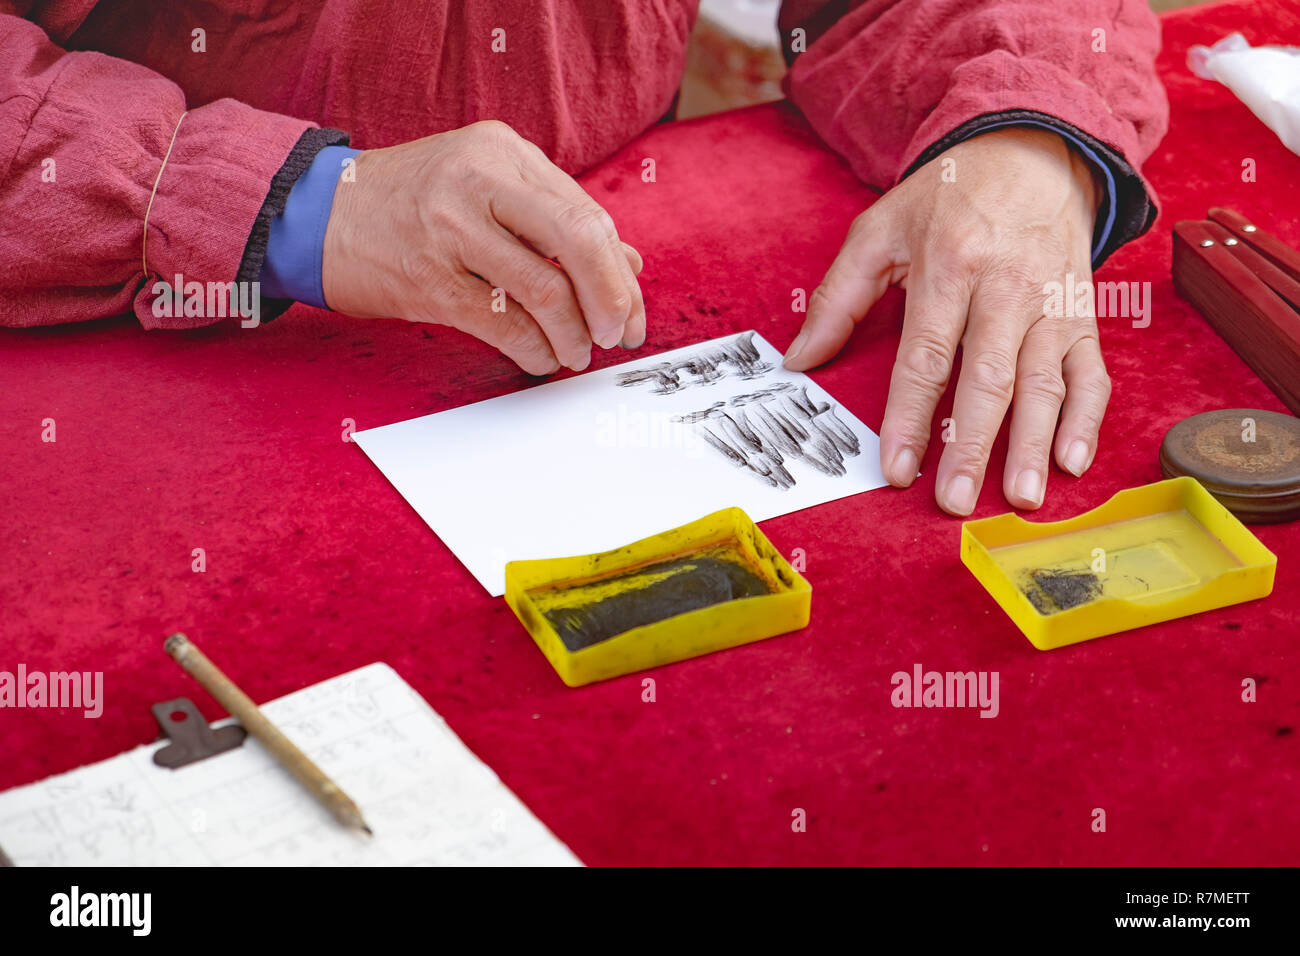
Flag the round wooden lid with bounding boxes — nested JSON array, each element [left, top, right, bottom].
[[1160, 408, 1300, 523]]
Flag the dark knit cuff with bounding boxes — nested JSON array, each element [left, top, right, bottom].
[[237, 126, 351, 321]]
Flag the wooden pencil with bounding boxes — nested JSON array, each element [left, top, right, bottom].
[[163, 633, 372, 836]]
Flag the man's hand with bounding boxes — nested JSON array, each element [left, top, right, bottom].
[[783, 127, 1109, 516], [322, 120, 645, 375]]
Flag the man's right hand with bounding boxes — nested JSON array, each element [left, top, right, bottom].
[[322, 120, 645, 374]]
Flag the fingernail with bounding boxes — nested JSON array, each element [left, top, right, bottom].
[[943, 475, 977, 516], [571, 349, 592, 372], [890, 448, 919, 486], [1064, 439, 1090, 477], [596, 327, 622, 349], [1014, 468, 1044, 508], [620, 324, 646, 349], [783, 331, 809, 368]]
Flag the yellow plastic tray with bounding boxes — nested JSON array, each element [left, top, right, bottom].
[[961, 477, 1276, 649], [504, 508, 811, 686]]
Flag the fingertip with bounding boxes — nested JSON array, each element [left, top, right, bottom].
[[516, 343, 562, 377], [781, 331, 811, 370], [782, 316, 854, 372], [1058, 438, 1092, 477], [620, 284, 647, 348], [524, 361, 561, 378], [1007, 468, 1045, 510], [620, 315, 646, 349], [885, 447, 920, 488], [499, 330, 561, 377], [594, 324, 624, 350], [938, 474, 978, 517]]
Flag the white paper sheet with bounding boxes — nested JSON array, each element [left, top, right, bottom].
[[353, 330, 888, 595], [0, 664, 580, 866]]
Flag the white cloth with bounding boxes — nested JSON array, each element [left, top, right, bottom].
[[1188, 33, 1300, 156]]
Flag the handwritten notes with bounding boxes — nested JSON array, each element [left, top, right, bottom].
[[353, 330, 888, 595], [0, 664, 579, 866]]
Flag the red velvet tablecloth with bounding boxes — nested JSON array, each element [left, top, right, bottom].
[[3, 0, 1297, 865]]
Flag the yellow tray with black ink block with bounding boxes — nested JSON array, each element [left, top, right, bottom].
[[504, 508, 811, 686], [961, 477, 1276, 650]]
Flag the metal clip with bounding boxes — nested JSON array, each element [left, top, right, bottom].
[[151, 697, 246, 769]]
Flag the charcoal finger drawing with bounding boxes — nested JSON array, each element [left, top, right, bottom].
[[674, 384, 862, 489], [616, 330, 773, 393]]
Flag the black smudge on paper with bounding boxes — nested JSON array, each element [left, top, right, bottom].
[[679, 385, 861, 489], [616, 331, 773, 394]]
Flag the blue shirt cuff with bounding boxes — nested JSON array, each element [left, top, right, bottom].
[[954, 119, 1118, 267], [260, 145, 361, 309]]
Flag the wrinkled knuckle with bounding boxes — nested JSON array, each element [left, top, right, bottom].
[[992, 264, 1042, 302], [936, 228, 991, 273], [1019, 366, 1067, 405], [968, 353, 1017, 399], [494, 312, 539, 353], [471, 118, 515, 141], [947, 439, 990, 471], [442, 151, 482, 186], [981, 283, 1038, 320], [898, 337, 952, 391], [606, 287, 633, 321], [562, 205, 617, 255], [530, 272, 571, 313], [808, 284, 837, 315], [1085, 367, 1113, 404], [894, 419, 933, 448], [592, 206, 618, 237]]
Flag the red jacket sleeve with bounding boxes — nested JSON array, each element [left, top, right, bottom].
[[0, 12, 316, 329], [778, 0, 1168, 204]]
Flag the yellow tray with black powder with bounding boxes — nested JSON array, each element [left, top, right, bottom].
[[961, 477, 1276, 649], [504, 508, 811, 686]]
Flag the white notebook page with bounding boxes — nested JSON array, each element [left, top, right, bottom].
[[0, 663, 579, 866]]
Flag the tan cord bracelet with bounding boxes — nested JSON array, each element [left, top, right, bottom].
[[141, 110, 189, 278]]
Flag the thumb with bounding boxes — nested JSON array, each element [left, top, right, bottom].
[[783, 202, 902, 371]]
